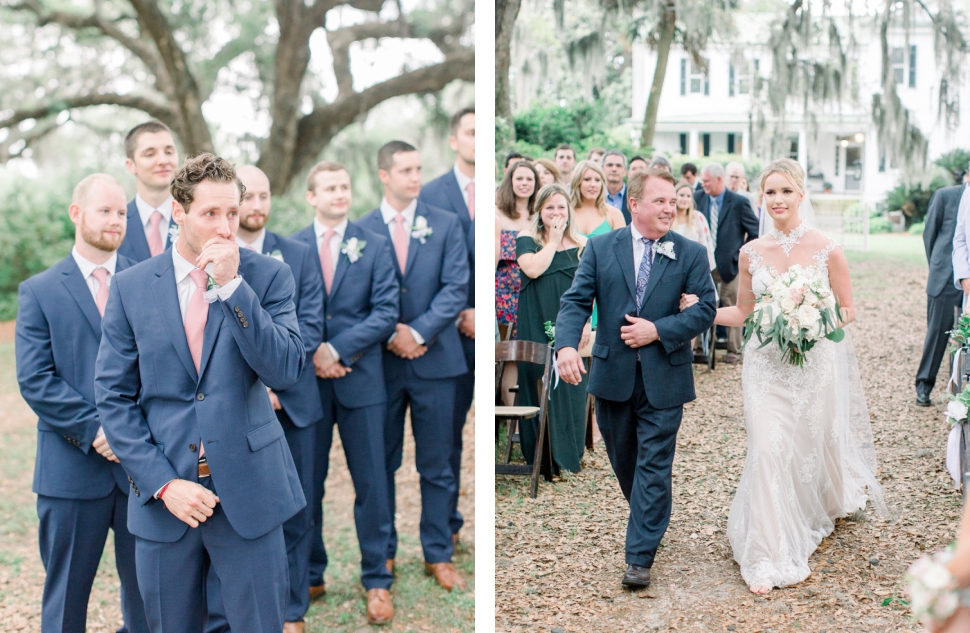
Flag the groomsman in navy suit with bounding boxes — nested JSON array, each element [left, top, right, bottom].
[[357, 141, 469, 591], [292, 161, 399, 624], [200, 165, 323, 633], [16, 174, 149, 633], [120, 121, 180, 262], [95, 154, 307, 633], [417, 107, 475, 548]]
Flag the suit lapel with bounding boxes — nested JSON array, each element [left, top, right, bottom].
[[328, 225, 354, 297], [61, 260, 103, 339], [444, 173, 471, 231], [164, 215, 178, 250], [126, 202, 151, 260], [612, 228, 637, 302], [197, 302, 225, 380], [151, 257, 198, 380], [261, 231, 279, 257], [638, 241, 671, 310], [404, 211, 423, 279]]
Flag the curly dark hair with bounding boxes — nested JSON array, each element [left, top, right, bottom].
[[170, 153, 245, 212]]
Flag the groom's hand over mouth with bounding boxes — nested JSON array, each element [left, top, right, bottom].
[[556, 347, 586, 385], [621, 314, 659, 348]]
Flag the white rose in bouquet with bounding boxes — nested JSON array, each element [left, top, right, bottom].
[[796, 305, 821, 332], [822, 292, 837, 312], [781, 297, 797, 314]]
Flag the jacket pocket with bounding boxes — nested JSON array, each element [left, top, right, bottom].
[[669, 347, 693, 366], [246, 420, 285, 452], [591, 343, 610, 360]]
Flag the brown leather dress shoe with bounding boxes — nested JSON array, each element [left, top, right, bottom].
[[308, 582, 326, 600], [366, 588, 394, 624], [424, 562, 466, 591], [282, 621, 305, 633], [386, 558, 394, 574]]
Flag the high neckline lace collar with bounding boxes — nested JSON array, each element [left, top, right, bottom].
[[767, 222, 810, 256]]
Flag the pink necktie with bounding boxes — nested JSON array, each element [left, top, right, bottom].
[[148, 211, 164, 257], [320, 229, 336, 293], [393, 214, 409, 273], [185, 269, 209, 374], [466, 182, 475, 220], [91, 267, 110, 316], [245, 244, 255, 251]]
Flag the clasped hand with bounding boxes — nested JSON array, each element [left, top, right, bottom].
[[195, 236, 239, 287], [620, 314, 659, 348], [313, 343, 351, 379], [92, 426, 119, 463], [161, 480, 220, 528], [388, 323, 427, 359]]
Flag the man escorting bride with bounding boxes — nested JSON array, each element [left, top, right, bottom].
[[557, 158, 886, 596]]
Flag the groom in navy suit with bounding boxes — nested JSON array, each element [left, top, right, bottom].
[[417, 106, 475, 547], [357, 141, 469, 592], [17, 174, 149, 633], [292, 161, 399, 624], [557, 169, 717, 588], [95, 154, 307, 633], [119, 121, 181, 262]]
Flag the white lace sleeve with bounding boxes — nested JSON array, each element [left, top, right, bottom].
[[812, 240, 838, 268], [743, 243, 763, 274]]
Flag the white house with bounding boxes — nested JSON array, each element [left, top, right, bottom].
[[631, 10, 970, 207]]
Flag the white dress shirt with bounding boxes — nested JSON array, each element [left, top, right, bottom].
[[630, 223, 656, 275], [71, 246, 117, 303], [378, 197, 425, 345], [235, 229, 266, 254], [314, 217, 349, 361], [453, 163, 474, 208], [135, 195, 175, 249], [171, 244, 241, 321]]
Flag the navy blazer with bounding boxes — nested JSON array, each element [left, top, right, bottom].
[[95, 249, 307, 542], [555, 228, 717, 409], [16, 254, 134, 500], [419, 170, 474, 313], [356, 202, 469, 380], [118, 199, 178, 263], [925, 184, 966, 297], [260, 231, 325, 427], [694, 188, 759, 283], [291, 222, 399, 408]]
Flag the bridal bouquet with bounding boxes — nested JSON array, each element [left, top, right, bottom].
[[906, 548, 961, 626], [743, 266, 844, 367]]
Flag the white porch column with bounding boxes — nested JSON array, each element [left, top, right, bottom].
[[741, 129, 751, 160], [689, 129, 699, 159], [797, 130, 807, 170]]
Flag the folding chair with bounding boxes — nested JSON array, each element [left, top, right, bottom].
[[495, 340, 554, 498]]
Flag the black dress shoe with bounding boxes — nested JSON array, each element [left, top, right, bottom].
[[621, 564, 651, 588], [916, 393, 932, 407]]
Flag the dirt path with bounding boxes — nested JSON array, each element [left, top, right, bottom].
[[496, 251, 956, 633]]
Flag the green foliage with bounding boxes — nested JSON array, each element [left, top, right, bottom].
[[879, 175, 950, 226], [908, 221, 925, 235], [949, 312, 970, 353], [513, 99, 612, 150], [869, 217, 894, 233], [934, 149, 970, 182]]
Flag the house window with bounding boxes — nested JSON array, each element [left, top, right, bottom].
[[679, 133, 688, 155], [689, 58, 708, 95], [680, 58, 687, 96], [788, 137, 799, 161], [702, 133, 711, 156], [834, 143, 840, 176], [727, 133, 736, 154], [729, 62, 751, 96], [729, 64, 735, 97], [909, 45, 917, 88], [892, 47, 905, 84]]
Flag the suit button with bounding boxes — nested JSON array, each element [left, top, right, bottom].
[[326, 315, 332, 320], [197, 393, 205, 401], [234, 306, 242, 312], [189, 443, 197, 452], [401, 287, 408, 293]]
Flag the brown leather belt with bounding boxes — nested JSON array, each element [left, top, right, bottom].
[[198, 457, 210, 478]]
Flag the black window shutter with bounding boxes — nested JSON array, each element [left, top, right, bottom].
[[729, 64, 735, 97]]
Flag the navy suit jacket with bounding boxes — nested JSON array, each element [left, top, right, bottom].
[[291, 222, 399, 408], [118, 199, 178, 263], [95, 249, 307, 542], [555, 228, 717, 409], [925, 184, 966, 297], [419, 170, 475, 311], [16, 254, 134, 500], [260, 231, 325, 427], [694, 188, 759, 283], [357, 202, 469, 380]]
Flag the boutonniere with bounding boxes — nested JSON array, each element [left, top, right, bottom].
[[202, 270, 220, 303], [269, 249, 284, 262], [167, 224, 180, 244], [655, 240, 676, 260], [411, 216, 433, 244], [340, 237, 366, 263]]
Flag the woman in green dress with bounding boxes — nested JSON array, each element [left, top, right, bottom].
[[516, 184, 591, 474]]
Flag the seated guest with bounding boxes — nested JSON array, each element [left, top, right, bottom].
[[534, 158, 562, 188], [516, 184, 591, 474], [495, 160, 539, 335], [17, 174, 149, 633], [95, 153, 307, 633]]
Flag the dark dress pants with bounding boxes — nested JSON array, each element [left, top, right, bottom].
[[449, 335, 475, 536], [916, 290, 963, 397], [137, 476, 289, 633], [594, 363, 683, 568], [385, 365, 457, 563], [308, 380, 394, 590], [206, 411, 315, 629], [38, 486, 148, 633]]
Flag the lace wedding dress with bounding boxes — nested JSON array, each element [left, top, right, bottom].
[[726, 224, 887, 589]]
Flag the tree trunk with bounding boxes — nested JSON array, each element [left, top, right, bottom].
[[496, 0, 522, 141], [639, 2, 675, 149]]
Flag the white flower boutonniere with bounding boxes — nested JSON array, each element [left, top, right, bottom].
[[269, 249, 284, 262], [411, 216, 433, 244], [340, 237, 367, 263], [655, 240, 676, 260], [167, 224, 180, 245]]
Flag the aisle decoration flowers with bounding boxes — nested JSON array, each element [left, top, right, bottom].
[[742, 265, 844, 367], [905, 547, 960, 627]]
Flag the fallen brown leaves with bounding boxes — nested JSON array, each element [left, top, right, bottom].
[[496, 248, 951, 633]]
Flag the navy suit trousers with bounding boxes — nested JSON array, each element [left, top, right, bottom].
[[135, 477, 288, 633], [308, 381, 393, 590], [38, 487, 148, 633], [916, 290, 963, 396], [594, 363, 683, 568], [449, 337, 474, 535], [384, 365, 457, 563]]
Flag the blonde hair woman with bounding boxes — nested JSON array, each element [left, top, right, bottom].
[[515, 184, 591, 474], [569, 160, 626, 237], [671, 181, 715, 270], [533, 158, 562, 188]]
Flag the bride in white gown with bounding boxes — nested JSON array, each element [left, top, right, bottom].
[[713, 159, 887, 595]]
